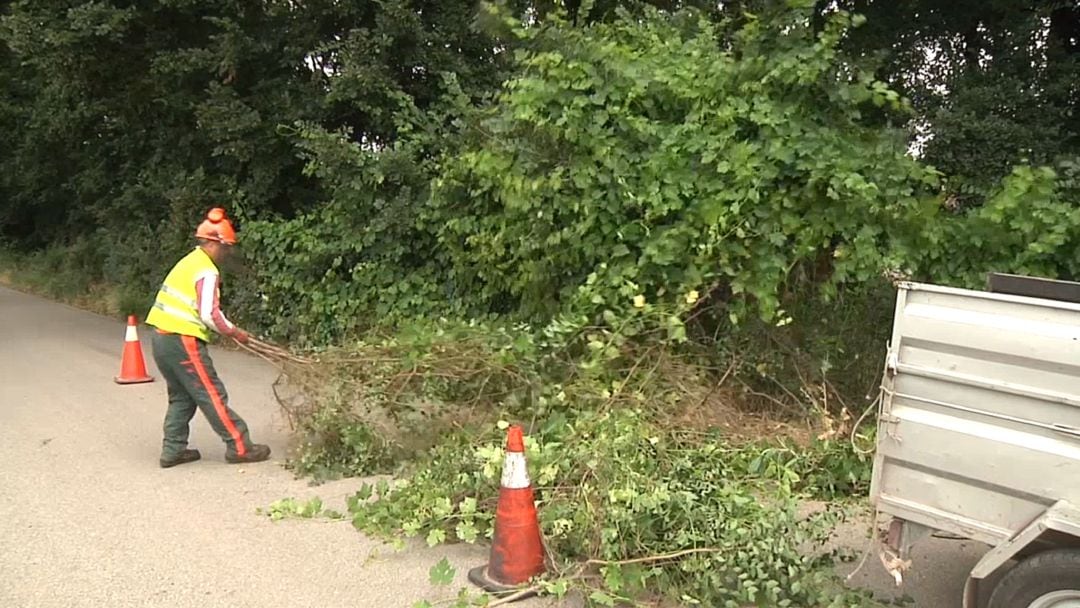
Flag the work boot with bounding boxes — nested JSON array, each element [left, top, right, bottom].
[[160, 448, 201, 469], [226, 443, 271, 464]]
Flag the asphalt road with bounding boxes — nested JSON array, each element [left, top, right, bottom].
[[0, 285, 993, 607], [830, 509, 994, 607]]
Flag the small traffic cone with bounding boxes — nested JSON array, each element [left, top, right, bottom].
[[468, 425, 546, 598], [115, 315, 154, 384]]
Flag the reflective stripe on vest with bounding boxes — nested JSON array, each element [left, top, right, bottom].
[[159, 283, 198, 309], [152, 301, 203, 326], [145, 248, 219, 341]]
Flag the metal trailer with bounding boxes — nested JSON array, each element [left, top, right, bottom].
[[869, 274, 1080, 608]]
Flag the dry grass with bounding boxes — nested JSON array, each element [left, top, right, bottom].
[[251, 332, 838, 463], [616, 349, 824, 446]]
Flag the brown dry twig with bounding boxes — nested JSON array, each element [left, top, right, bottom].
[[235, 339, 284, 368], [487, 587, 544, 607], [693, 358, 738, 411], [245, 336, 315, 364], [584, 547, 723, 567]]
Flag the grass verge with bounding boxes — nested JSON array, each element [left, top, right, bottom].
[[0, 245, 144, 318]]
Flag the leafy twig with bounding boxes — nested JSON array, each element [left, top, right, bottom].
[[482, 548, 723, 607]]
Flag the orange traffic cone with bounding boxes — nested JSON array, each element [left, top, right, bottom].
[[115, 315, 154, 384], [468, 425, 546, 598]]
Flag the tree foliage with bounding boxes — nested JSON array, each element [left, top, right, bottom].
[[0, 0, 508, 251], [1, 0, 1078, 340], [427, 5, 939, 325], [838, 0, 1080, 203]]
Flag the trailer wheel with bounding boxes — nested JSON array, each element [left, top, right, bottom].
[[988, 549, 1080, 608]]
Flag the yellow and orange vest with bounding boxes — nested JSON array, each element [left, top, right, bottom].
[[145, 247, 220, 341]]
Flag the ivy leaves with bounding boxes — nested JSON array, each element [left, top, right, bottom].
[[349, 409, 877, 608]]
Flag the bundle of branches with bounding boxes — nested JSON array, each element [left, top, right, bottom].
[[255, 325, 545, 464], [233, 336, 319, 430], [239, 336, 315, 366]]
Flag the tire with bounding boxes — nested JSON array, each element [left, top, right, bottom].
[[987, 549, 1080, 608]]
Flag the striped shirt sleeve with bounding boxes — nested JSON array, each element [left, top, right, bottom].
[[194, 271, 239, 337]]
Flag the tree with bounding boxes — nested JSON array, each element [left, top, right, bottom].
[[426, 5, 939, 321], [837, 0, 1080, 203]]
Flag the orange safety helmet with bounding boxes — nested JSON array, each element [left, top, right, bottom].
[[194, 207, 238, 245]]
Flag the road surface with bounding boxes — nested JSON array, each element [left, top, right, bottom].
[[0, 285, 993, 607]]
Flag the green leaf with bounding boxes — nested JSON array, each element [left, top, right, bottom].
[[432, 497, 454, 519], [455, 521, 479, 543], [459, 497, 478, 515], [589, 591, 617, 606], [544, 580, 569, 598], [301, 497, 323, 518], [427, 528, 447, 547], [602, 564, 624, 592], [428, 557, 456, 586]]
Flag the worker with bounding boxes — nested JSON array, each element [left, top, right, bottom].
[[145, 207, 271, 468]]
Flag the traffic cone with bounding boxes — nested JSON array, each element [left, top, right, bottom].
[[468, 425, 546, 598], [115, 315, 154, 384]]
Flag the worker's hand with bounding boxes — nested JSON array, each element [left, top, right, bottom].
[[232, 328, 251, 344]]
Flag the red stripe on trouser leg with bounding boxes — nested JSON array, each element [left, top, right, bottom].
[[181, 335, 247, 457], [487, 486, 545, 585]]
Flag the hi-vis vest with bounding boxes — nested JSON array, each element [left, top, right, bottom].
[[145, 247, 219, 341]]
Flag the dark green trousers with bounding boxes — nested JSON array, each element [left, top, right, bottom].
[[151, 331, 253, 460]]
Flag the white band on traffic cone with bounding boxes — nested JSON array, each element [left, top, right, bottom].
[[500, 452, 531, 489], [125, 325, 139, 342]]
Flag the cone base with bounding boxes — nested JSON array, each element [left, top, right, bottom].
[[467, 565, 538, 600], [114, 375, 154, 385]]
